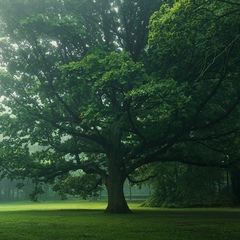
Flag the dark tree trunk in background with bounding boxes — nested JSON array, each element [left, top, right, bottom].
[[230, 167, 240, 205]]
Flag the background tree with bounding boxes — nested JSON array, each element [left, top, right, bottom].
[[146, 0, 240, 205], [142, 163, 231, 208], [0, 0, 240, 213]]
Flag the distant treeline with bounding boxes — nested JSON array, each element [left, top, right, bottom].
[[0, 177, 151, 202]]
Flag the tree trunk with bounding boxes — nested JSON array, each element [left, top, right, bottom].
[[104, 126, 132, 214], [104, 169, 132, 214], [230, 166, 240, 205]]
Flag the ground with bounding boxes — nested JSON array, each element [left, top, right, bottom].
[[0, 200, 239, 240]]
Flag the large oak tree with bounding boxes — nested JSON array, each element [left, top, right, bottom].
[[0, 0, 239, 213]]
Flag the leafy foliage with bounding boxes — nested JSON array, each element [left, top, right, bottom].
[[143, 162, 230, 208]]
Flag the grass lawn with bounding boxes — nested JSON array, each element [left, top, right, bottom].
[[0, 200, 239, 240]]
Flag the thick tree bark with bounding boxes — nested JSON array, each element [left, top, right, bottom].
[[104, 170, 132, 214], [104, 126, 132, 214]]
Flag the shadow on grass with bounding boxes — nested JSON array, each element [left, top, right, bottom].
[[0, 204, 240, 240]]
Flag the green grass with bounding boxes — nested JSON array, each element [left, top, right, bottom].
[[0, 200, 239, 240]]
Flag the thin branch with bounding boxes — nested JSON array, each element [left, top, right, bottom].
[[188, 127, 240, 142], [217, 0, 240, 5], [127, 172, 158, 184], [190, 36, 239, 129], [193, 96, 240, 131], [192, 140, 234, 156], [75, 154, 108, 180]]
